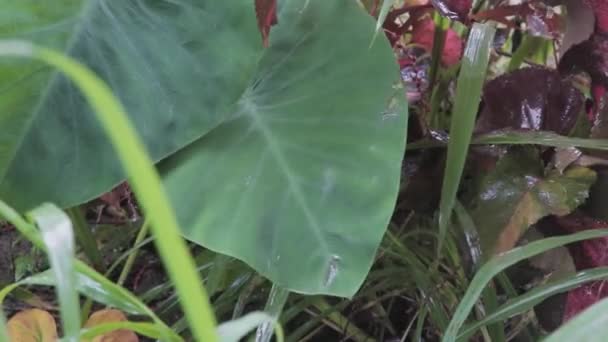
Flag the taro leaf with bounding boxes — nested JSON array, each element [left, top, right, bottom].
[[160, 1, 407, 296], [7, 309, 57, 342], [431, 0, 472, 22], [0, 0, 263, 211], [468, 147, 596, 255], [475, 67, 584, 136], [255, 0, 278, 48], [0, 1, 406, 296]]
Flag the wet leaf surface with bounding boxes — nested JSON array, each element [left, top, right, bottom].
[[476, 67, 584, 135], [430, 0, 471, 22], [539, 213, 608, 322], [468, 147, 596, 255]]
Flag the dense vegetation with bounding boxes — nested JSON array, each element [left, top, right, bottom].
[[1, 0, 608, 341]]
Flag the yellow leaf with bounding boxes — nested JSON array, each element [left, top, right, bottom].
[[84, 309, 138, 342], [7, 309, 57, 342]]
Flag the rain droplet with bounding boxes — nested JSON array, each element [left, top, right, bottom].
[[324, 255, 341, 288]]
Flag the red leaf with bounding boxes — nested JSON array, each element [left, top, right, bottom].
[[411, 18, 463, 66], [540, 213, 608, 321], [255, 0, 278, 48], [584, 0, 608, 33]]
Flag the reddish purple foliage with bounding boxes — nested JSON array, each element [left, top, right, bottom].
[[431, 0, 472, 22], [541, 213, 608, 321], [255, 0, 278, 47]]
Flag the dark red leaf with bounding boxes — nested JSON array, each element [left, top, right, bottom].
[[539, 213, 608, 321], [255, 0, 278, 48], [410, 18, 464, 66], [584, 0, 608, 33], [431, 0, 472, 22], [475, 67, 584, 135]]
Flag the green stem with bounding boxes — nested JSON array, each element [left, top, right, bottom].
[[428, 13, 448, 90], [67, 206, 106, 272], [256, 284, 290, 342], [508, 35, 543, 72], [117, 220, 150, 286]]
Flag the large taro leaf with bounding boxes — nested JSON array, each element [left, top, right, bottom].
[[0, 0, 407, 296], [0, 0, 262, 210], [159, 1, 407, 296], [468, 147, 596, 255]]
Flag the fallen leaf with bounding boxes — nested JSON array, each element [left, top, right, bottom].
[[255, 0, 278, 47], [476, 67, 584, 135], [7, 309, 57, 342], [84, 309, 138, 342], [468, 147, 596, 254]]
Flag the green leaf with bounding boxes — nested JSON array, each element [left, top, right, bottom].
[[438, 23, 496, 252], [544, 297, 608, 342], [0, 309, 8, 342], [0, 0, 262, 210], [468, 148, 596, 254], [1, 0, 405, 297], [28, 204, 80, 341], [159, 0, 407, 296], [443, 229, 608, 342]]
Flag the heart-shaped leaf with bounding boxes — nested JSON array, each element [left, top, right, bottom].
[[160, 1, 407, 296], [0, 0, 262, 211], [0, 0, 406, 296]]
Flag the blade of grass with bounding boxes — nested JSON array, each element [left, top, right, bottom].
[[0, 40, 218, 341], [80, 321, 179, 341], [442, 229, 608, 342], [28, 204, 80, 341], [437, 23, 496, 253], [0, 309, 8, 342], [372, 0, 394, 45], [408, 131, 608, 151], [256, 284, 290, 342], [0, 201, 179, 340], [116, 220, 150, 286], [544, 297, 608, 341], [67, 206, 106, 272], [428, 13, 449, 90], [459, 266, 608, 340], [218, 312, 283, 342]]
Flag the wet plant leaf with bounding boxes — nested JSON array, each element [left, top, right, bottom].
[[469, 148, 597, 255], [539, 213, 608, 321], [83, 309, 139, 342], [545, 296, 608, 342], [476, 67, 584, 136], [255, 0, 278, 47], [7, 309, 57, 342], [431, 0, 472, 22]]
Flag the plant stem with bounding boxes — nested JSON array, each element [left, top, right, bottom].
[[67, 206, 106, 272], [117, 220, 150, 286], [256, 284, 290, 342]]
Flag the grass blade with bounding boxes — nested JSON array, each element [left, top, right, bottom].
[[443, 229, 608, 342], [0, 309, 8, 342], [80, 321, 179, 341], [218, 312, 282, 342], [544, 297, 608, 342], [0, 40, 218, 341], [408, 131, 608, 151], [459, 266, 608, 340], [372, 0, 394, 44], [437, 23, 496, 252], [28, 204, 80, 341]]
